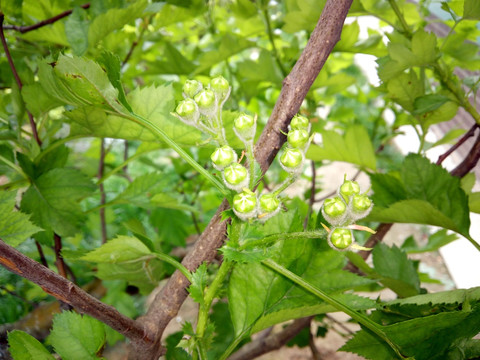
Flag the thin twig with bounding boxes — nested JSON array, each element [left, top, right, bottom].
[[134, 1, 354, 358], [0, 238, 149, 344], [34, 241, 48, 268], [3, 3, 90, 34], [309, 324, 322, 360], [450, 132, 480, 177], [229, 317, 314, 360], [0, 14, 42, 146], [437, 124, 479, 165], [98, 139, 108, 244]]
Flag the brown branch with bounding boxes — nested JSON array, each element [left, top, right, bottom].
[[228, 317, 314, 360], [53, 233, 68, 279], [450, 132, 480, 178], [34, 241, 48, 268], [436, 124, 479, 165], [133, 1, 353, 358], [0, 14, 42, 146], [0, 238, 149, 344], [3, 3, 90, 34]]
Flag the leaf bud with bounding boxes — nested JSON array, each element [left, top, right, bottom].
[[234, 113, 256, 142], [339, 180, 360, 203], [328, 227, 353, 250], [233, 190, 257, 221], [223, 163, 249, 191], [210, 76, 230, 99], [211, 146, 237, 170], [322, 196, 347, 226], [279, 148, 304, 172], [183, 79, 203, 98], [290, 114, 310, 130], [287, 129, 309, 149]]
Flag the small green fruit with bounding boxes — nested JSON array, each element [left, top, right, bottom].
[[234, 114, 255, 131], [211, 146, 237, 169], [210, 76, 229, 95], [183, 80, 202, 98], [323, 197, 346, 217], [352, 194, 372, 212], [259, 194, 280, 213], [290, 114, 309, 130], [280, 148, 303, 170], [329, 228, 353, 250], [287, 129, 309, 148]]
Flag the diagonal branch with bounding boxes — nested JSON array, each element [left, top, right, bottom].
[[3, 3, 90, 34], [0, 239, 149, 344], [134, 1, 353, 358]]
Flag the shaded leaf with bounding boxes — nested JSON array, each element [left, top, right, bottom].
[[188, 262, 208, 305], [7, 330, 54, 360], [65, 6, 89, 56]]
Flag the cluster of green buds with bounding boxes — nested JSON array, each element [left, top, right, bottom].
[[173, 76, 231, 145], [174, 78, 313, 223], [321, 178, 374, 251], [279, 115, 312, 174]]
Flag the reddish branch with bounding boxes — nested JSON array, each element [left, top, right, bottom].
[[98, 139, 108, 244], [450, 132, 480, 177], [134, 1, 354, 358], [0, 239, 149, 343], [437, 124, 479, 165], [3, 3, 90, 34], [0, 14, 42, 146]]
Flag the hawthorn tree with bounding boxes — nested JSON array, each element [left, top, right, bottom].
[[1, 1, 480, 359]]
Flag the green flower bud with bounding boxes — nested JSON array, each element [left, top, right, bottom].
[[287, 129, 309, 149], [339, 180, 360, 203], [290, 114, 310, 130], [210, 76, 230, 99], [194, 89, 216, 110], [322, 196, 347, 226], [211, 146, 237, 170], [223, 163, 249, 191], [258, 193, 281, 221], [183, 80, 203, 98], [234, 113, 256, 142], [175, 99, 197, 118], [351, 194, 373, 220], [233, 191, 257, 220], [328, 228, 353, 250], [280, 148, 304, 172]]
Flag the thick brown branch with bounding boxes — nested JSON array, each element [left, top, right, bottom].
[[228, 317, 314, 360], [3, 3, 90, 34], [134, 1, 353, 358], [450, 132, 480, 178], [0, 239, 149, 344], [0, 14, 42, 146]]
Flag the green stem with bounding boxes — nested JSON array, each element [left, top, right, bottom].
[[273, 175, 297, 197], [261, 6, 287, 77], [153, 252, 192, 283], [128, 112, 229, 196], [262, 259, 406, 359], [246, 140, 256, 189], [387, 0, 411, 36], [238, 230, 326, 251], [196, 260, 233, 358], [218, 328, 251, 360], [34, 135, 85, 162]]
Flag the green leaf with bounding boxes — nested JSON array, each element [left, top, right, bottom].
[[0, 191, 42, 246], [20, 168, 95, 237], [469, 192, 480, 213], [68, 85, 203, 146], [98, 51, 132, 112], [81, 235, 152, 263], [306, 125, 376, 170], [386, 70, 424, 112], [88, 1, 148, 48], [412, 94, 450, 115], [81, 236, 164, 294], [464, 0, 480, 19], [402, 229, 458, 254], [367, 154, 471, 238], [372, 243, 420, 297], [65, 6, 89, 56], [49, 311, 106, 360], [8, 330, 55, 360], [22, 83, 64, 117], [108, 173, 170, 207], [188, 262, 208, 305], [426, 128, 466, 150], [150, 208, 190, 247]]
